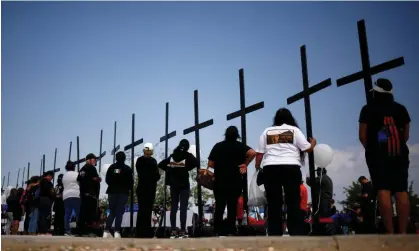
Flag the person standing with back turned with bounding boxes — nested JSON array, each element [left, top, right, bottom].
[[136, 143, 160, 238], [358, 78, 411, 234], [255, 108, 316, 236], [103, 151, 133, 238], [208, 126, 256, 236]]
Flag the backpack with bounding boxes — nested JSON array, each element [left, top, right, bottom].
[[377, 114, 404, 157]]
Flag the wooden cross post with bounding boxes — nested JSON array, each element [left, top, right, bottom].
[[76, 136, 82, 171], [159, 102, 177, 231], [287, 45, 332, 222], [336, 19, 405, 104], [183, 90, 214, 230], [40, 159, 43, 176], [16, 169, 20, 188], [43, 154, 46, 174], [98, 130, 105, 174], [111, 121, 121, 164], [123, 114, 144, 234], [27, 162, 30, 184], [226, 68, 264, 219], [53, 148, 57, 186], [68, 141, 72, 161], [7, 172, 10, 187], [22, 166, 26, 187], [1, 176, 5, 192]]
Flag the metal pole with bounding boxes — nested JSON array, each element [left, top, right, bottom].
[[1, 176, 5, 191], [113, 121, 117, 164], [69, 141, 72, 161], [16, 169, 20, 188], [53, 148, 57, 186], [77, 136, 80, 171], [99, 130, 103, 174], [40, 159, 42, 176], [130, 114, 135, 234]]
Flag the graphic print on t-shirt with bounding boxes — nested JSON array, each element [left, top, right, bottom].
[[378, 116, 401, 157], [266, 129, 294, 145]]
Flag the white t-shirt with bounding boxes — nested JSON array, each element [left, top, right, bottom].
[[256, 124, 311, 167], [62, 171, 80, 200]]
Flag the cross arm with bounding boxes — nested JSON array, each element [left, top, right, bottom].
[[287, 78, 332, 105], [183, 119, 214, 135], [124, 138, 144, 151], [337, 57, 404, 87], [111, 145, 120, 155], [160, 131, 176, 142], [226, 101, 264, 120]]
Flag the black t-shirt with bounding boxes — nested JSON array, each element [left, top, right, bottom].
[[106, 161, 133, 195], [136, 156, 160, 188], [359, 102, 410, 156], [208, 140, 252, 183], [361, 181, 375, 203], [77, 164, 100, 197], [39, 178, 54, 199]]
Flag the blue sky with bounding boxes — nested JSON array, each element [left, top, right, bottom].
[[2, 2, 419, 198]]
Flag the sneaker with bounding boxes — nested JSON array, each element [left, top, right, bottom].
[[114, 232, 121, 239], [178, 232, 188, 239], [103, 231, 112, 238], [64, 233, 72, 237], [170, 231, 178, 239]]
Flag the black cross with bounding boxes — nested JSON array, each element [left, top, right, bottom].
[[1, 176, 5, 192], [52, 148, 57, 186], [123, 113, 144, 234], [43, 154, 46, 174], [7, 172, 10, 187], [27, 162, 30, 185], [68, 141, 72, 161], [183, 90, 214, 230], [16, 169, 20, 188], [111, 121, 120, 164], [74, 135, 106, 170], [336, 19, 405, 105], [159, 102, 177, 231], [98, 130, 105, 174], [287, 45, 332, 218], [226, 68, 264, 217], [39, 158, 43, 175], [22, 166, 26, 187]]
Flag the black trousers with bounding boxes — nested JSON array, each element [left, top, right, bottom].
[[170, 186, 189, 231], [77, 195, 98, 235], [38, 197, 53, 234], [24, 208, 31, 233], [264, 165, 302, 236], [54, 199, 65, 235], [136, 185, 156, 238], [213, 182, 241, 236]]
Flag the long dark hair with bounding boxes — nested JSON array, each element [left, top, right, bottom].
[[225, 126, 241, 142], [273, 108, 305, 164]]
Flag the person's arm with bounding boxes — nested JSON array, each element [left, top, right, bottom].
[[127, 167, 134, 190], [207, 144, 217, 169], [105, 165, 112, 185], [243, 148, 256, 167], [91, 166, 101, 182], [255, 131, 267, 169], [404, 123, 410, 142], [154, 159, 161, 181], [158, 157, 171, 171], [295, 128, 316, 153], [186, 153, 200, 171]]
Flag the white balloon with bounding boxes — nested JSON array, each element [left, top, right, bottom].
[[313, 144, 334, 168]]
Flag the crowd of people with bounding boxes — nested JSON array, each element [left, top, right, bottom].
[[1, 78, 414, 237]]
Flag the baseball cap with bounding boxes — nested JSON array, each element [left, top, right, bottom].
[[370, 78, 393, 94], [143, 143, 153, 151], [85, 153, 98, 160]]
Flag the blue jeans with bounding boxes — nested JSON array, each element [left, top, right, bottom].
[[64, 197, 81, 233], [106, 194, 128, 232], [28, 208, 39, 233]]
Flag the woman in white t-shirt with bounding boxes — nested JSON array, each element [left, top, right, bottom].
[[255, 108, 316, 236], [62, 161, 80, 236]]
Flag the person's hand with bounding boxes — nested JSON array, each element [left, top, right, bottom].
[[239, 164, 247, 174], [310, 137, 317, 146], [362, 193, 368, 198], [93, 177, 102, 182], [255, 166, 261, 171]]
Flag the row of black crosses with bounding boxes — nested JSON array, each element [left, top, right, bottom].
[[9, 19, 405, 234]]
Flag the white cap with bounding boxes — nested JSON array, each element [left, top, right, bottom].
[[143, 142, 153, 151]]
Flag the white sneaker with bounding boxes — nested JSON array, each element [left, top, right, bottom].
[[114, 231, 121, 238], [103, 231, 112, 238]]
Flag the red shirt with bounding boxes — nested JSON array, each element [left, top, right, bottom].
[[300, 184, 308, 211]]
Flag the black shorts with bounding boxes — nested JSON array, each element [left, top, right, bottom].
[[366, 153, 409, 192], [12, 211, 22, 221]]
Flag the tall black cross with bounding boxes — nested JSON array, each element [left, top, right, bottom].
[[159, 102, 177, 230], [43, 154, 46, 174], [226, 68, 264, 217], [287, 45, 332, 217], [40, 158, 43, 175], [53, 148, 57, 186], [1, 176, 5, 192], [22, 166, 26, 187], [123, 113, 144, 234], [68, 141, 72, 161], [27, 162, 30, 184], [183, 90, 214, 229], [110, 121, 121, 164], [336, 19, 405, 105], [98, 130, 105, 174], [76, 136, 83, 171], [16, 169, 20, 188], [7, 172, 10, 187]]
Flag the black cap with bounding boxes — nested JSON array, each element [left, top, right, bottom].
[[85, 153, 98, 160], [358, 176, 367, 182]]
